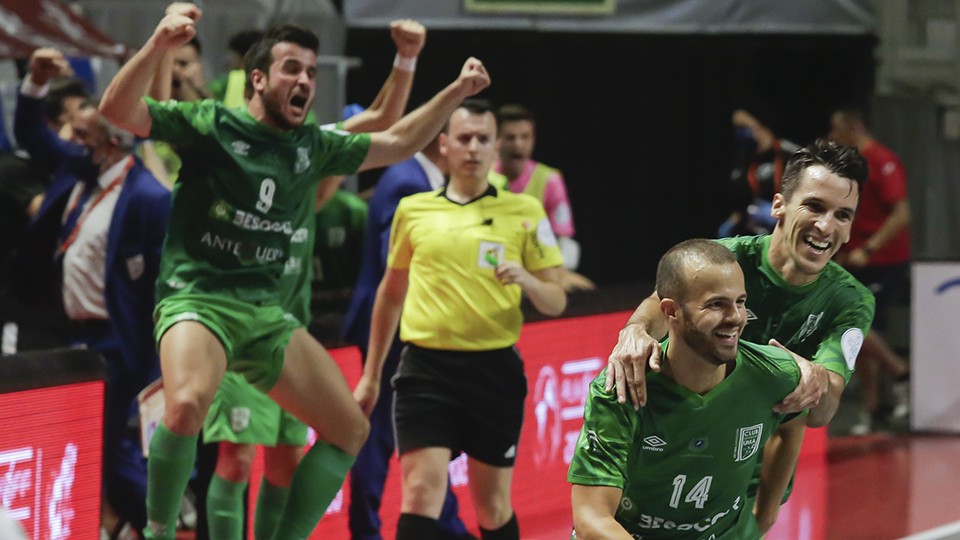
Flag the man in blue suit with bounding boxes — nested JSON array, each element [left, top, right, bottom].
[[13, 47, 170, 537], [343, 132, 475, 540]]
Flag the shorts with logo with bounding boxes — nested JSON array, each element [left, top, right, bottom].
[[154, 293, 298, 393], [202, 371, 308, 445], [393, 344, 527, 467]]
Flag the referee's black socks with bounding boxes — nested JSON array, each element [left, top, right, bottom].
[[398, 513, 439, 540], [480, 513, 519, 540]]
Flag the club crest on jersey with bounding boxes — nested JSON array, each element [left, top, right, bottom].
[[796, 312, 824, 342], [231, 140, 250, 156], [733, 424, 763, 461], [230, 407, 251, 432], [294, 147, 311, 174]]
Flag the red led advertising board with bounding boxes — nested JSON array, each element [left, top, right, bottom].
[[250, 311, 826, 539], [0, 381, 104, 539]]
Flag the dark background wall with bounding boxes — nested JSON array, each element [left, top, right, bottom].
[[346, 30, 876, 286]]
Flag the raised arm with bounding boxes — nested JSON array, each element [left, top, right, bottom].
[[341, 19, 425, 133], [604, 290, 668, 408], [359, 57, 490, 171], [99, 4, 202, 137], [355, 267, 409, 416], [571, 485, 633, 540], [144, 4, 199, 102]]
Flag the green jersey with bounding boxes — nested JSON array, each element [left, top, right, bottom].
[[145, 98, 370, 306], [569, 341, 799, 539], [266, 120, 351, 326], [310, 190, 367, 318], [280, 189, 367, 327], [717, 235, 875, 384]]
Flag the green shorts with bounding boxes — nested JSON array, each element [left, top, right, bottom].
[[154, 293, 299, 392], [202, 371, 308, 446]]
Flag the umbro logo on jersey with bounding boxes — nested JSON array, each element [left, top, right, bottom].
[[642, 435, 667, 452], [231, 140, 250, 156], [746, 309, 758, 322], [294, 147, 311, 174], [503, 445, 516, 459]]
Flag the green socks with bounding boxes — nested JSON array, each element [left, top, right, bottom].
[[269, 441, 355, 539], [144, 424, 198, 540], [206, 474, 248, 540], [255, 478, 289, 539]]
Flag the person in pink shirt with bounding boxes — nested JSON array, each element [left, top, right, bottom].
[[494, 104, 594, 290]]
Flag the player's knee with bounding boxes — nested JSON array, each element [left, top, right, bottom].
[[216, 443, 255, 482], [475, 497, 513, 530], [402, 470, 446, 509], [163, 394, 209, 435], [341, 415, 371, 455]]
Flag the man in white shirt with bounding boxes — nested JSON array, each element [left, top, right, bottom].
[[14, 47, 171, 537]]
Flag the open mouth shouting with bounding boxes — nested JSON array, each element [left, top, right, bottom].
[[290, 94, 308, 115]]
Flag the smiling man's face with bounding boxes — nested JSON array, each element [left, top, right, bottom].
[[770, 164, 859, 283]]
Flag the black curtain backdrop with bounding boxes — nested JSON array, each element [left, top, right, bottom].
[[346, 30, 876, 286]]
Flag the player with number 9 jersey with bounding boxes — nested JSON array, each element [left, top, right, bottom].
[[146, 98, 370, 306]]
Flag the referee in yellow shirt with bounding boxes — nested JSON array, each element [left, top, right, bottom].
[[355, 99, 567, 540]]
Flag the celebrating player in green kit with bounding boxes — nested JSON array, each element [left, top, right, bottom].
[[570, 239, 806, 539], [99, 4, 491, 538], [603, 139, 874, 532]]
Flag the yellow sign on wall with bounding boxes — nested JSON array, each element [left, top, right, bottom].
[[465, 0, 614, 15]]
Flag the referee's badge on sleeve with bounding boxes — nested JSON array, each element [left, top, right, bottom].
[[478, 241, 505, 268], [537, 217, 558, 247]]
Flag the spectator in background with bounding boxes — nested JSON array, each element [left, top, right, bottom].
[[42, 77, 88, 138], [342, 130, 476, 540], [494, 103, 594, 291], [307, 189, 368, 346], [719, 106, 800, 238], [14, 47, 170, 538], [0, 69, 86, 360], [139, 36, 210, 186], [829, 107, 912, 434], [208, 29, 264, 108], [0, 151, 62, 355], [360, 99, 566, 540], [171, 37, 211, 102]]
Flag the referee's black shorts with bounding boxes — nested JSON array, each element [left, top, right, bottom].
[[392, 343, 527, 467]]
